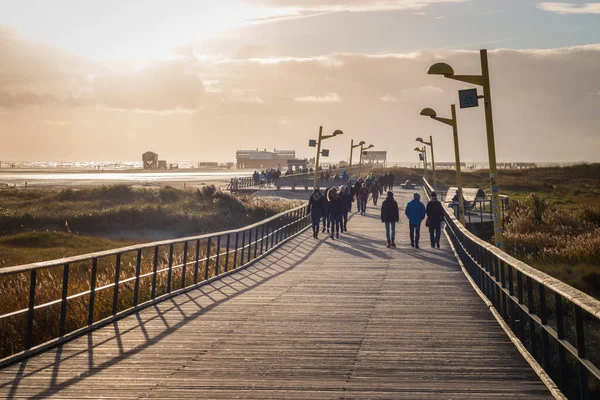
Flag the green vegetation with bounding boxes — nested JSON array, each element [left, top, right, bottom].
[[373, 164, 600, 298]]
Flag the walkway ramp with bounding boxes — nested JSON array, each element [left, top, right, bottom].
[[0, 191, 552, 399]]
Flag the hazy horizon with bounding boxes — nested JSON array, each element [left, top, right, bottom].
[[1, 0, 599, 164]]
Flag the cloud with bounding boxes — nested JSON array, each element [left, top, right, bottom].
[[44, 120, 73, 126], [0, 27, 205, 112], [294, 93, 341, 102], [1, 26, 600, 163], [241, 0, 466, 23], [379, 95, 399, 102], [538, 2, 600, 14]]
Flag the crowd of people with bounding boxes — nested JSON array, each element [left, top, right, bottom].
[[307, 171, 445, 249], [252, 168, 281, 186]]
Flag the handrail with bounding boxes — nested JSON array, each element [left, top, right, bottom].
[[423, 177, 600, 399], [0, 203, 310, 366], [0, 204, 307, 277]]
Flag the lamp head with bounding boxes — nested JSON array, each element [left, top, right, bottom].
[[415, 137, 424, 143], [419, 108, 437, 118], [414, 147, 422, 152], [359, 140, 366, 145], [367, 145, 374, 149], [427, 63, 454, 76], [333, 130, 343, 136]]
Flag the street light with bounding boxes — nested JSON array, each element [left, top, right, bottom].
[[359, 144, 374, 177], [420, 105, 465, 226], [413, 147, 427, 176], [427, 49, 503, 248], [311, 126, 343, 187], [349, 140, 365, 180], [416, 136, 435, 188]]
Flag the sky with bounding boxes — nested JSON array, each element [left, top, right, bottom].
[[1, 0, 599, 163]]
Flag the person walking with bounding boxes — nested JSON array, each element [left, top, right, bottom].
[[307, 188, 325, 239], [371, 180, 380, 206], [358, 182, 369, 215], [322, 187, 331, 233], [353, 179, 362, 211], [328, 188, 343, 239], [380, 191, 399, 248], [426, 192, 445, 249], [388, 172, 395, 190], [339, 185, 352, 232], [405, 193, 426, 248]]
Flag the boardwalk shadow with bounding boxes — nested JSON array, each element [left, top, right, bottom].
[[2, 233, 322, 399]]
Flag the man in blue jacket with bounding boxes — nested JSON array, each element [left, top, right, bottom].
[[404, 192, 426, 248]]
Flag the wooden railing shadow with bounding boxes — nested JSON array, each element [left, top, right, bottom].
[[3, 236, 323, 399]]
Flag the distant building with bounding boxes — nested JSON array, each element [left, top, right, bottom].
[[236, 148, 295, 169], [362, 151, 387, 166], [142, 151, 159, 169]]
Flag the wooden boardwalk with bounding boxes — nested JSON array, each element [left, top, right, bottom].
[[0, 191, 552, 399]]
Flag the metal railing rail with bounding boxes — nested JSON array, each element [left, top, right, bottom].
[[423, 177, 600, 399], [0, 204, 310, 367]]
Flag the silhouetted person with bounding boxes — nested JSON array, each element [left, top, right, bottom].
[[328, 188, 343, 239], [308, 188, 325, 239], [426, 192, 445, 249], [339, 185, 352, 232], [405, 192, 426, 248], [381, 191, 399, 248], [358, 182, 369, 215]]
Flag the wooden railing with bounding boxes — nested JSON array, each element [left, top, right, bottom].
[[0, 204, 310, 367], [423, 177, 600, 399]]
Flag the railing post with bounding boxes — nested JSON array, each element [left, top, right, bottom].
[[240, 231, 245, 267], [575, 305, 589, 399], [215, 235, 221, 276], [88, 258, 98, 325], [194, 239, 200, 283], [555, 292, 570, 396], [167, 243, 174, 293], [233, 232, 239, 269], [247, 230, 252, 263], [181, 241, 188, 289], [225, 234, 231, 272], [205, 237, 212, 280], [59, 263, 70, 336], [517, 271, 525, 342], [264, 224, 270, 252], [508, 264, 516, 332], [112, 254, 121, 315], [133, 249, 142, 306], [260, 224, 265, 254], [526, 277, 537, 359], [254, 227, 259, 259], [151, 247, 158, 299], [538, 284, 551, 370], [25, 269, 37, 349]]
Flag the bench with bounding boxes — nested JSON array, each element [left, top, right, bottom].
[[444, 187, 486, 211], [400, 180, 416, 189]]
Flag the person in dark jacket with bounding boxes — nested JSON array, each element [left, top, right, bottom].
[[307, 188, 325, 239], [322, 187, 331, 233], [371, 181, 380, 206], [380, 191, 399, 248], [426, 191, 445, 248], [353, 179, 362, 211], [339, 186, 352, 233], [358, 182, 369, 215], [328, 188, 343, 239], [388, 172, 395, 190], [404, 193, 426, 248]]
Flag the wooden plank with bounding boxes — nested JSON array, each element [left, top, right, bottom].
[[0, 191, 552, 399]]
